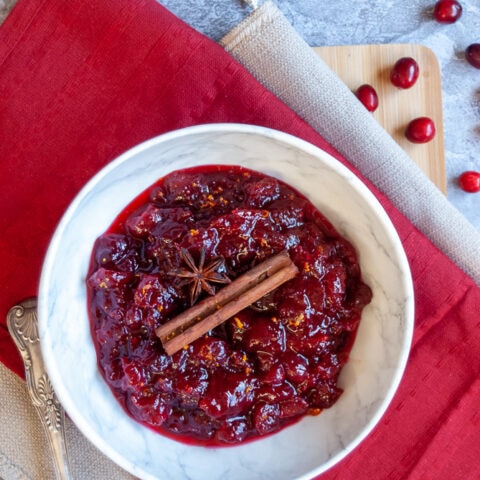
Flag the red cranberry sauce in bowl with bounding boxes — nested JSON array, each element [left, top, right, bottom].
[[86, 164, 372, 446]]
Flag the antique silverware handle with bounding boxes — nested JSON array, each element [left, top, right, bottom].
[[7, 298, 72, 480], [244, 0, 260, 9]]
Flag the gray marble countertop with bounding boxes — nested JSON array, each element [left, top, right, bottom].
[[1, 0, 478, 232]]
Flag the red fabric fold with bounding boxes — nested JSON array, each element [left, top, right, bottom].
[[0, 0, 479, 478]]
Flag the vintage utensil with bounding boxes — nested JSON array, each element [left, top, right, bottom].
[[7, 298, 72, 480], [244, 0, 260, 9]]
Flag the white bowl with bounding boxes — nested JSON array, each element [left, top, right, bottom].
[[38, 123, 414, 480]]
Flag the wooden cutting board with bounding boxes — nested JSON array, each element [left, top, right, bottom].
[[313, 44, 446, 194]]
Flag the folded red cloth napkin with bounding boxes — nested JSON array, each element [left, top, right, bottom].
[[0, 0, 479, 478]]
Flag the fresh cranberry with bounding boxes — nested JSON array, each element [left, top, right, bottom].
[[355, 84, 379, 112], [433, 0, 463, 23], [465, 44, 480, 69], [405, 117, 436, 143], [390, 57, 420, 89], [458, 171, 480, 193]]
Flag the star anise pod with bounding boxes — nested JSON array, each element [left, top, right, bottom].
[[168, 248, 231, 305]]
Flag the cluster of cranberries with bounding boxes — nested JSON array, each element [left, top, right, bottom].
[[354, 0, 480, 193], [355, 52, 434, 142], [355, 56, 434, 141]]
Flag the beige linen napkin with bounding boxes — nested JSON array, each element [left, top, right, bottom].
[[0, 363, 136, 480], [220, 0, 480, 285]]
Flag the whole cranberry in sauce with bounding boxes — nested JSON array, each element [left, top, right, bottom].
[[390, 57, 420, 89], [405, 117, 436, 143], [433, 0, 463, 24], [355, 84, 379, 112]]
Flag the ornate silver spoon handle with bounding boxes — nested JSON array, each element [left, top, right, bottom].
[[244, 0, 260, 9], [7, 298, 72, 480]]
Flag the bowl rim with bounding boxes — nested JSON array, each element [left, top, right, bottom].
[[38, 123, 414, 479]]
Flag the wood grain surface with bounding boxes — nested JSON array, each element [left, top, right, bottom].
[[314, 44, 446, 193]]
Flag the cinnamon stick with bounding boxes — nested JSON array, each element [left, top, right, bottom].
[[155, 250, 292, 342], [155, 251, 298, 356]]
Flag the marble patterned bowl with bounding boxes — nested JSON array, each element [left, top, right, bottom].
[[38, 123, 414, 480]]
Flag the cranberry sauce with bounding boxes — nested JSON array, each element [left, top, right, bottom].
[[86, 165, 372, 446]]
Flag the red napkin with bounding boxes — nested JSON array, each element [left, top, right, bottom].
[[0, 0, 479, 478]]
